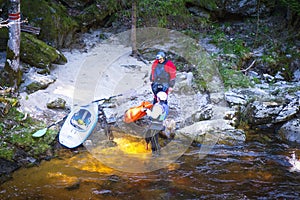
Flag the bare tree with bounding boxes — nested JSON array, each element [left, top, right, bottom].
[[4, 0, 21, 91], [131, 0, 138, 58]]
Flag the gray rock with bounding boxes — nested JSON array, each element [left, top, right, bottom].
[[22, 70, 57, 94], [225, 91, 247, 106], [275, 98, 300, 123], [293, 69, 300, 82], [245, 100, 283, 125], [178, 118, 245, 145], [278, 119, 300, 143], [47, 98, 66, 109]]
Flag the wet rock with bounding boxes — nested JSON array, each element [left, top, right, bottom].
[[293, 69, 300, 82], [0, 158, 19, 184], [263, 74, 275, 83], [65, 181, 81, 191], [275, 71, 285, 81], [225, 91, 247, 106], [225, 87, 271, 106], [47, 98, 67, 109], [178, 118, 246, 144], [278, 119, 300, 143], [274, 98, 300, 123], [184, 104, 213, 124], [218, 129, 246, 145], [22, 69, 57, 94], [222, 82, 300, 135], [245, 100, 283, 125]]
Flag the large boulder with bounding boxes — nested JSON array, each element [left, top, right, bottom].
[[177, 118, 246, 145], [21, 0, 79, 48], [21, 33, 67, 69]]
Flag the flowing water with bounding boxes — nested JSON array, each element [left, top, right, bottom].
[[0, 133, 300, 200]]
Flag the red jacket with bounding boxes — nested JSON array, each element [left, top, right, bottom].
[[150, 59, 176, 87]]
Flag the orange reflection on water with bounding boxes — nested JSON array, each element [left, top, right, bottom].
[[113, 137, 149, 154]]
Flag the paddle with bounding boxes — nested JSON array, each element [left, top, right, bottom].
[[32, 116, 67, 137], [92, 93, 123, 103], [32, 89, 135, 137]]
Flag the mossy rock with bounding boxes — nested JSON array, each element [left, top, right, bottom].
[[75, 3, 111, 28], [21, 32, 67, 69], [21, 0, 79, 48], [46, 98, 66, 109]]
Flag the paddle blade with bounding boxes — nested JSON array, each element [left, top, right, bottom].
[[32, 128, 47, 137]]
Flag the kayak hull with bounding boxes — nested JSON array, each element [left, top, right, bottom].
[[59, 103, 98, 148]]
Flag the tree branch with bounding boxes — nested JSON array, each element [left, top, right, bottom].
[[241, 59, 256, 73]]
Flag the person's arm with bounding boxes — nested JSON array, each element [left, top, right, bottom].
[[165, 60, 176, 88], [146, 104, 163, 119], [150, 60, 159, 82]]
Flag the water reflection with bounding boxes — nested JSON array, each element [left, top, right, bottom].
[[84, 131, 192, 173], [0, 135, 300, 199]]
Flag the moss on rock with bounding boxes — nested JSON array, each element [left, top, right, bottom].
[[75, 3, 111, 28], [20, 32, 67, 69], [0, 102, 58, 161], [21, 0, 79, 48]]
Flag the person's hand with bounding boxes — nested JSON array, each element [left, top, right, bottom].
[[146, 109, 151, 115], [168, 87, 173, 93]]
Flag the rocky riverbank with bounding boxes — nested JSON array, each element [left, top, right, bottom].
[[1, 0, 299, 185]]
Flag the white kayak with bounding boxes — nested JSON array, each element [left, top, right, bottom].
[[59, 102, 98, 148]]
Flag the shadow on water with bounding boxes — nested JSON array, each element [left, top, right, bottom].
[[0, 132, 300, 200]]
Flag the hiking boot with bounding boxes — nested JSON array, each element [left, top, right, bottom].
[[152, 150, 161, 157]]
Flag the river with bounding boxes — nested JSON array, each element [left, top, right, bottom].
[[2, 28, 299, 199], [0, 132, 299, 200]]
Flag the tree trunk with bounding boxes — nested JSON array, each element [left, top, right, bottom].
[[131, 0, 138, 58], [4, 0, 21, 90]]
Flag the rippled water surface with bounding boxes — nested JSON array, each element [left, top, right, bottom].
[[1, 134, 300, 200]]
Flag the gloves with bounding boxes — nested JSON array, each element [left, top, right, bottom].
[[146, 109, 151, 115]]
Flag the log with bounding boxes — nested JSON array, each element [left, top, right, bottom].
[[21, 24, 40, 35]]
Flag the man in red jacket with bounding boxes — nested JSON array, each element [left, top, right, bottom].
[[150, 51, 176, 104]]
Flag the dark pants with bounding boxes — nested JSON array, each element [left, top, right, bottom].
[[151, 82, 169, 104], [145, 130, 160, 153]]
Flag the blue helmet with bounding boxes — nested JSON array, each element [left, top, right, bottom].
[[156, 51, 166, 60]]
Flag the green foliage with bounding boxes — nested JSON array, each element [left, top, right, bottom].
[[211, 27, 250, 58], [219, 68, 253, 89], [0, 102, 58, 160], [280, 0, 300, 15], [138, 0, 188, 27], [187, 0, 218, 10], [0, 142, 14, 161], [101, 0, 129, 14]]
